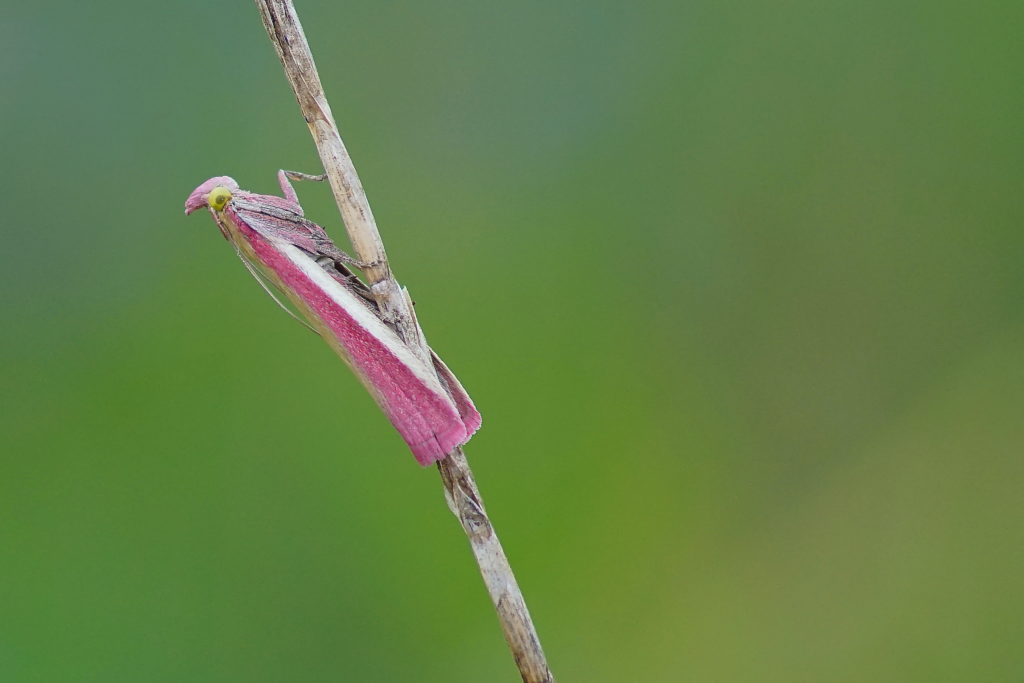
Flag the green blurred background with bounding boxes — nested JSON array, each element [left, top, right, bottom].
[[2, 1, 1021, 680]]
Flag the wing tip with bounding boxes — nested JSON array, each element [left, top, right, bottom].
[[410, 417, 483, 466]]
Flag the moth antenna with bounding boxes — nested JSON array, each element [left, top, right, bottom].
[[232, 244, 321, 337]]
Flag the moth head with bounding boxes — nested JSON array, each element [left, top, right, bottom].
[[185, 176, 240, 215], [207, 186, 232, 212]]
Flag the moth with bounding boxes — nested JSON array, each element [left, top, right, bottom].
[[185, 171, 481, 465]]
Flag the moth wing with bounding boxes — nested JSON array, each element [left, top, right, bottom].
[[236, 205, 358, 266], [235, 206, 322, 254], [430, 350, 483, 436], [220, 201, 479, 463], [230, 241, 321, 336]]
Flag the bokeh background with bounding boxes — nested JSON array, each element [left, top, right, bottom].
[[2, 1, 1021, 680]]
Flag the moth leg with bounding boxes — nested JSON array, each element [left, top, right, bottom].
[[278, 169, 378, 271], [311, 254, 376, 304], [276, 169, 328, 207], [316, 242, 380, 270], [283, 170, 328, 182]]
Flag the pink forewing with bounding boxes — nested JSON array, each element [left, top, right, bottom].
[[226, 205, 472, 464], [431, 351, 483, 436]]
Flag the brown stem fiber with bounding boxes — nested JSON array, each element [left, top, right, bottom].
[[253, 3, 554, 681]]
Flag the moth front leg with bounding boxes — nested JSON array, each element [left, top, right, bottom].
[[278, 169, 379, 271], [276, 169, 328, 208]]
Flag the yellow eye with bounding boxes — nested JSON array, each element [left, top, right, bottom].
[[208, 186, 233, 211]]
